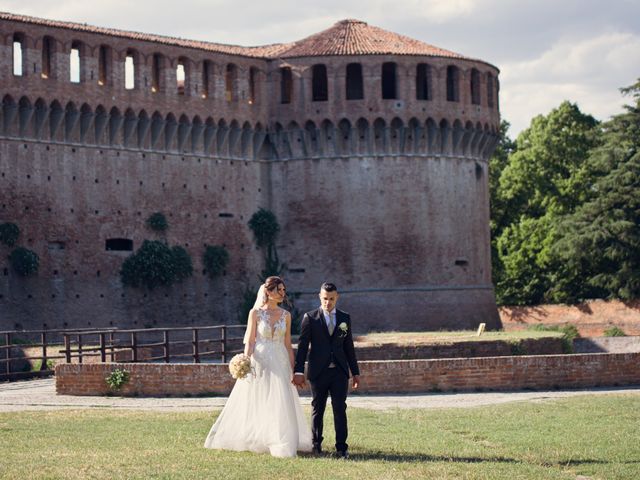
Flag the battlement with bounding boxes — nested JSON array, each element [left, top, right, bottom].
[[1, 13, 499, 160]]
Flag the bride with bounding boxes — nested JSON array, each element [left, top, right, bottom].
[[204, 276, 312, 457]]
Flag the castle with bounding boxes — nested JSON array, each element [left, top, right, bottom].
[[0, 12, 501, 332]]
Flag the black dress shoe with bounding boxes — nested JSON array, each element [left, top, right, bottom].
[[312, 445, 322, 455], [336, 450, 349, 459]]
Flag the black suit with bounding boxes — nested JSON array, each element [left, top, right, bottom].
[[294, 307, 359, 452]]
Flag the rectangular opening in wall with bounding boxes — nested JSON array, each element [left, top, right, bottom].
[[176, 63, 185, 95], [48, 241, 66, 251], [98, 45, 108, 86], [382, 62, 397, 100], [288, 268, 306, 273], [13, 38, 23, 76], [249, 67, 257, 104], [218, 213, 234, 218], [455, 258, 468, 266], [125, 55, 135, 90], [42, 36, 53, 79], [346, 63, 363, 100], [70, 48, 80, 83], [106, 238, 133, 251], [202, 61, 210, 99], [280, 67, 292, 104]]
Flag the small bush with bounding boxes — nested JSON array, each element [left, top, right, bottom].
[[248, 208, 280, 248], [172, 245, 193, 280], [203, 245, 229, 279], [9, 247, 39, 276], [31, 359, 55, 371], [105, 368, 130, 390], [603, 326, 627, 337], [0, 222, 20, 247], [120, 240, 192, 289], [146, 212, 168, 232], [509, 340, 526, 355]]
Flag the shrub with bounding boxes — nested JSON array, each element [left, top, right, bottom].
[[120, 240, 192, 289], [203, 245, 229, 279], [146, 212, 168, 232], [0, 222, 20, 247], [248, 208, 280, 248], [604, 326, 627, 337], [105, 368, 130, 390], [9, 247, 39, 276], [172, 246, 193, 280]]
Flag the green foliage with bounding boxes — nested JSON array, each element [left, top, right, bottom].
[[105, 368, 130, 390], [0, 222, 20, 247], [9, 247, 39, 276], [508, 339, 526, 355], [552, 80, 640, 301], [248, 208, 280, 248], [491, 102, 602, 305], [603, 326, 627, 337], [146, 212, 168, 232], [239, 285, 258, 324], [120, 240, 193, 289], [260, 244, 285, 281], [171, 246, 193, 281], [31, 359, 55, 371], [202, 245, 229, 279]]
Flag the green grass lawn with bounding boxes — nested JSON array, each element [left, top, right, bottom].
[[354, 329, 564, 344], [1, 394, 638, 480]]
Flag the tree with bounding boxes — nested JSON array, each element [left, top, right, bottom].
[[553, 80, 640, 300], [492, 102, 601, 304]]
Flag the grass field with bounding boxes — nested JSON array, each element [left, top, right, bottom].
[[1, 394, 638, 479], [354, 329, 564, 344]]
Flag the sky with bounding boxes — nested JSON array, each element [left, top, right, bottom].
[[1, 0, 639, 137]]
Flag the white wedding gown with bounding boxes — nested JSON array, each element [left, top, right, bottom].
[[204, 309, 312, 457]]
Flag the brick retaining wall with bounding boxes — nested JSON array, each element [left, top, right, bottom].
[[56, 352, 640, 396]]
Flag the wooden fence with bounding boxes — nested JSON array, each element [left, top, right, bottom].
[[0, 325, 246, 381]]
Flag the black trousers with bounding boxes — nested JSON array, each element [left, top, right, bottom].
[[309, 366, 349, 452]]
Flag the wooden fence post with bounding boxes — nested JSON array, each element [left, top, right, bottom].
[[40, 331, 48, 371], [64, 334, 71, 363], [221, 326, 226, 363], [99, 333, 106, 363], [163, 330, 170, 363], [192, 329, 200, 363], [131, 332, 138, 362], [77, 334, 83, 364], [4, 333, 11, 374]]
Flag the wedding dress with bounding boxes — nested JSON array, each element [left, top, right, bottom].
[[204, 308, 312, 457]]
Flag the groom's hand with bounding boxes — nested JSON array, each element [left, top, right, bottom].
[[292, 374, 306, 388], [352, 375, 360, 389]]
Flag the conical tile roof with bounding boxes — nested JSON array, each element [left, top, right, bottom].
[[276, 19, 468, 59]]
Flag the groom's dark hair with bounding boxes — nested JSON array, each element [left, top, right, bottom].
[[320, 282, 337, 292]]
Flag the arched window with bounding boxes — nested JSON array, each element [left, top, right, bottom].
[[416, 63, 431, 100], [312, 64, 328, 102], [151, 53, 163, 93], [125, 50, 136, 90], [41, 36, 55, 79], [12, 34, 24, 77], [346, 63, 363, 100], [69, 41, 82, 83], [381, 62, 397, 99], [98, 45, 110, 86], [249, 67, 258, 104], [486, 72, 494, 108], [225, 64, 237, 102], [471, 68, 481, 105], [280, 67, 292, 104], [446, 65, 459, 102]]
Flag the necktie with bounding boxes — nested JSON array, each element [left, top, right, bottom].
[[327, 312, 334, 335]]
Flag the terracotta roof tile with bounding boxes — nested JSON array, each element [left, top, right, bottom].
[[1, 12, 473, 62], [276, 19, 469, 59]]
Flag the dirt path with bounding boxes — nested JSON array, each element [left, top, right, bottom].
[[1, 378, 639, 412]]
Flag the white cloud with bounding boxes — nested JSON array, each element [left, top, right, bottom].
[[500, 32, 640, 136]]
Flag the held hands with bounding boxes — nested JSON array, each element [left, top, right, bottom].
[[292, 374, 306, 388], [352, 375, 360, 390]]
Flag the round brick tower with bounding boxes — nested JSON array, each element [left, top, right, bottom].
[[0, 13, 500, 331]]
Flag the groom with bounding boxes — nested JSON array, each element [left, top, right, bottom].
[[293, 282, 360, 459]]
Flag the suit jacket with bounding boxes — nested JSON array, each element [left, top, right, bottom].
[[294, 307, 360, 381]]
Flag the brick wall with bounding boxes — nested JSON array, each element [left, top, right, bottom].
[[56, 352, 640, 396]]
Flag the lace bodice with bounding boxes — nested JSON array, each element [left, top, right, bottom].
[[256, 309, 287, 342]]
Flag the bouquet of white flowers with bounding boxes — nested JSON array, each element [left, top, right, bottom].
[[228, 353, 253, 379]]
